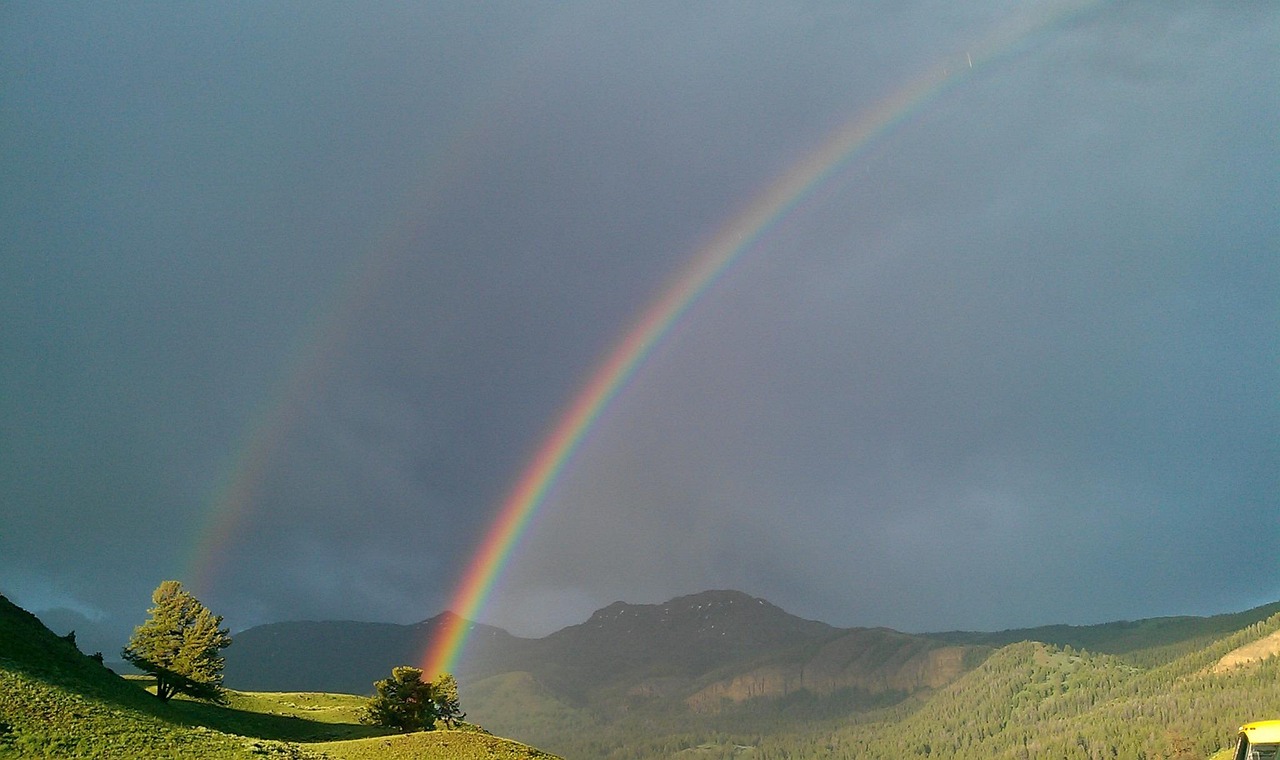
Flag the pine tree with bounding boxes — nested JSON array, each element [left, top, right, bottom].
[[121, 580, 232, 702], [434, 672, 466, 728], [361, 666, 438, 732]]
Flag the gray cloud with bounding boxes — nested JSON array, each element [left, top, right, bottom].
[[2, 2, 1276, 645]]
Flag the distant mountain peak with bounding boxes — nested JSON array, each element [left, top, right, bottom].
[[540, 590, 838, 687], [663, 589, 774, 610], [587, 590, 787, 624], [418, 609, 465, 627]]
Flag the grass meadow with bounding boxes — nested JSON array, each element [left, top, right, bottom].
[[0, 594, 560, 759]]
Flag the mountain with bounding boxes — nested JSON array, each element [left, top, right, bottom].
[[224, 590, 1280, 759], [508, 590, 839, 701], [225, 590, 829, 693], [223, 589, 989, 753], [225, 590, 980, 708], [459, 592, 988, 755], [508, 590, 984, 712], [224, 611, 530, 695]]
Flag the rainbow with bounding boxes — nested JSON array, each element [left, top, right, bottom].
[[420, 0, 1106, 678], [185, 220, 409, 596], [182, 15, 586, 597]]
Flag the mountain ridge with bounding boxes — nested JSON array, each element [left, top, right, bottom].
[[225, 591, 1280, 685], [226, 613, 531, 696], [223, 591, 1280, 695], [219, 590, 1280, 759]]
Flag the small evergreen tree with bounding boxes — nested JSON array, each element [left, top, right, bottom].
[[122, 580, 232, 702], [434, 672, 465, 728], [361, 666, 438, 732]]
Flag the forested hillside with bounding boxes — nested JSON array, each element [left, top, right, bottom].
[[933, 602, 1280, 668], [466, 604, 1280, 760]]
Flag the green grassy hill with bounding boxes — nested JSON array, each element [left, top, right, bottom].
[[0, 594, 560, 759]]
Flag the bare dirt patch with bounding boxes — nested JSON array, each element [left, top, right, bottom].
[[1212, 629, 1280, 673]]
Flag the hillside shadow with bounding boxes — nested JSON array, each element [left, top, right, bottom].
[[159, 696, 391, 743], [0, 595, 390, 745]]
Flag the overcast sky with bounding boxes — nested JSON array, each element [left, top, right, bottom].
[[2, 1, 1277, 657]]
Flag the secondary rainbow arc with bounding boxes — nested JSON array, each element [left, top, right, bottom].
[[163, 0, 1102, 680]]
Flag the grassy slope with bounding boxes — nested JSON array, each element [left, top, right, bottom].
[[314, 730, 557, 759], [0, 595, 560, 759], [0, 594, 253, 758]]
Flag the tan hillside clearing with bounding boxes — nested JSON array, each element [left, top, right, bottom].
[[1212, 628, 1280, 673]]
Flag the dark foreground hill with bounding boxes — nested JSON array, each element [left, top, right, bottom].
[[225, 590, 1280, 760], [0, 593, 559, 759]]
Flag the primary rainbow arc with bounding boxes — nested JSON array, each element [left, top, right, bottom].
[[419, 47, 996, 680], [419, 0, 1107, 676]]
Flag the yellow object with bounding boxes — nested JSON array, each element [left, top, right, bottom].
[[1235, 721, 1280, 760]]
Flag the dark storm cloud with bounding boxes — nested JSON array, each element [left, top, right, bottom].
[[2, 1, 1275, 650], [480, 1, 1279, 633]]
